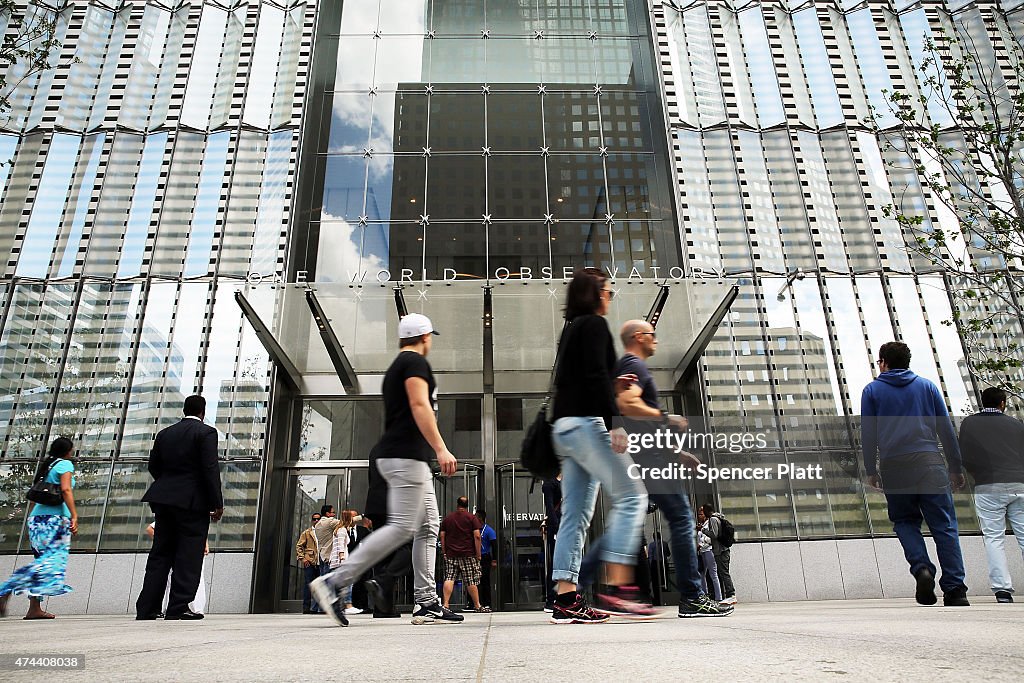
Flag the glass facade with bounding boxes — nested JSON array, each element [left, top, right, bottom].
[[0, 0, 314, 552], [1, 0, 1023, 578]]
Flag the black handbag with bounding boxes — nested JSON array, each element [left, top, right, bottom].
[[520, 322, 569, 479], [26, 458, 64, 507]]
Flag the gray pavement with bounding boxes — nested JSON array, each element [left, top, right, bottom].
[[0, 598, 1021, 682]]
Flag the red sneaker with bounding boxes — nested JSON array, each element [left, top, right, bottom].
[[593, 585, 661, 620]]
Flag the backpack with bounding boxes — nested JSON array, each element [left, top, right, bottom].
[[715, 513, 736, 548]]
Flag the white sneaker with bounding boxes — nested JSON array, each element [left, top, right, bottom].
[[719, 596, 737, 606], [344, 607, 363, 615]]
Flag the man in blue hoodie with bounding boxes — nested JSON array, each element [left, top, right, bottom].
[[861, 341, 969, 607]]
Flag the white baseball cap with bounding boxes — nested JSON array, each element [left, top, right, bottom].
[[398, 313, 439, 339]]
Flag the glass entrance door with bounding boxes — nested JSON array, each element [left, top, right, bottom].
[[278, 466, 369, 613], [496, 463, 548, 610]]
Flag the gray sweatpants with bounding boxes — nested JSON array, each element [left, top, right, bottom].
[[324, 458, 439, 606]]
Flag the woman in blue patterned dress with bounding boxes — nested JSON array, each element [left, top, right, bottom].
[[0, 437, 78, 620]]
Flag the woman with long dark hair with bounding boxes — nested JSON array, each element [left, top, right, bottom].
[[0, 437, 78, 620], [548, 267, 655, 623]]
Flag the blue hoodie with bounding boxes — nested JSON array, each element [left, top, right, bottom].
[[860, 369, 962, 476]]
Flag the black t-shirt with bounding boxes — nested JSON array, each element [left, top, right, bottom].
[[616, 354, 659, 410], [377, 351, 437, 462]]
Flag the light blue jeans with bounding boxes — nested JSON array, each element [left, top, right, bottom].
[[551, 416, 647, 584], [974, 483, 1024, 593]]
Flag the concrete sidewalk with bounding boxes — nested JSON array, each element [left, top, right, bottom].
[[0, 598, 1020, 682]]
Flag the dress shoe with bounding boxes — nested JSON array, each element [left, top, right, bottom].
[[164, 610, 205, 620], [136, 612, 162, 620]]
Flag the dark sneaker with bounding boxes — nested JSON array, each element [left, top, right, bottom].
[[542, 602, 555, 613], [550, 593, 610, 624], [411, 601, 464, 624], [914, 568, 937, 606], [310, 576, 348, 626], [943, 588, 970, 607], [678, 594, 734, 618], [593, 585, 661, 620], [995, 591, 1013, 604]]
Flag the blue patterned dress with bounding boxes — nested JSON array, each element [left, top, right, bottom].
[[0, 459, 74, 598]]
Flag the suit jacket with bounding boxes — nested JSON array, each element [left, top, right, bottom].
[[142, 418, 224, 511]]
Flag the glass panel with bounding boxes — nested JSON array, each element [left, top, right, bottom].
[[488, 155, 547, 219], [16, 134, 79, 278], [222, 285, 271, 460], [334, 36, 377, 89], [847, 9, 893, 126], [378, 1, 427, 34], [217, 132, 265, 276], [99, 461, 154, 551], [604, 153, 657, 220], [51, 283, 142, 459], [372, 154, 423, 223], [181, 4, 227, 129], [547, 153, 605, 220], [116, 132, 167, 278], [210, 460, 261, 550], [543, 93, 600, 151], [183, 132, 231, 277], [373, 36, 427, 88], [423, 222, 488, 278], [0, 462, 33, 553], [738, 6, 785, 126], [120, 5, 171, 130], [601, 91, 651, 152], [825, 277, 872, 415], [0, 285, 76, 460], [488, 93, 543, 151], [427, 155, 485, 219], [428, 93, 485, 151], [66, 460, 114, 553], [243, 4, 285, 129], [321, 155, 367, 221], [792, 9, 843, 128], [376, 90, 427, 153], [281, 473, 327, 603], [119, 282, 177, 459], [328, 92, 373, 153], [151, 132, 204, 277], [919, 275, 974, 416], [338, 0, 380, 33], [250, 130, 293, 275], [55, 133, 105, 278]]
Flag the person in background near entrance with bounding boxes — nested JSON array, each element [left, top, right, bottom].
[[695, 508, 722, 602], [146, 521, 208, 616], [548, 268, 655, 623], [331, 510, 362, 615], [296, 513, 322, 614], [348, 512, 373, 612], [363, 444, 411, 619], [862, 341, 969, 607], [699, 504, 736, 605], [476, 509, 497, 611], [136, 395, 223, 621], [314, 505, 344, 580], [959, 387, 1024, 604], [310, 313, 463, 626], [541, 475, 562, 613], [0, 437, 78, 620], [440, 496, 488, 613], [647, 531, 671, 605]]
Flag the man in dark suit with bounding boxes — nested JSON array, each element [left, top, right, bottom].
[[136, 395, 224, 620]]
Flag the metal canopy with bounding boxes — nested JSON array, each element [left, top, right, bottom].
[[239, 280, 737, 397]]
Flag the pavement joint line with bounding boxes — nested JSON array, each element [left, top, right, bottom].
[[475, 613, 493, 683]]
